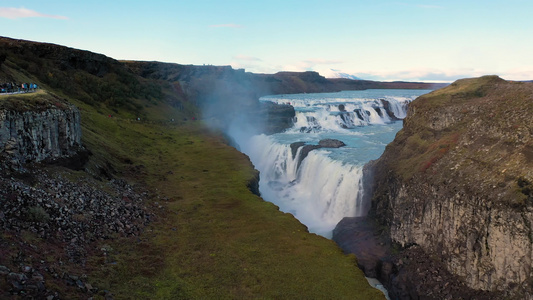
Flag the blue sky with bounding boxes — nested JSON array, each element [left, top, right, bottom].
[[1, 0, 532, 82]]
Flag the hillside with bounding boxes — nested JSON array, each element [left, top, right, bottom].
[[0, 37, 389, 298], [124, 61, 443, 98], [366, 76, 533, 299]]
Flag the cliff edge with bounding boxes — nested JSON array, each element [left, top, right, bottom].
[[370, 76, 533, 299], [0, 91, 83, 166]]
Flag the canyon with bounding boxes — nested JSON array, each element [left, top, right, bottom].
[[1, 36, 531, 299]]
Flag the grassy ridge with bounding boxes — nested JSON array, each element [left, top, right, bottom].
[[0, 90, 69, 111]]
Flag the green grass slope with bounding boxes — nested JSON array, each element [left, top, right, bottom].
[[83, 118, 382, 299]]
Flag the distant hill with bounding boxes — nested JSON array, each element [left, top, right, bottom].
[[125, 61, 446, 100]]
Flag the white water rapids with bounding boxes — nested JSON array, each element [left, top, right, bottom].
[[234, 89, 431, 238]]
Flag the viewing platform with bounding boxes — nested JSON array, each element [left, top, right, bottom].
[[0, 83, 39, 96]]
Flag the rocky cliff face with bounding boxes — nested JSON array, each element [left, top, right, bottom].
[[369, 76, 533, 298], [0, 105, 82, 164]]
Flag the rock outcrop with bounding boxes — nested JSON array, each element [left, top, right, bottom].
[[290, 139, 346, 167], [0, 105, 82, 164], [333, 216, 391, 278], [253, 101, 295, 134], [318, 138, 346, 148], [367, 76, 533, 299]]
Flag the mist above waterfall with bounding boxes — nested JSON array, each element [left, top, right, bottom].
[[198, 74, 265, 139]]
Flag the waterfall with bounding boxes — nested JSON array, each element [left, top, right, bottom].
[[381, 97, 410, 119], [282, 98, 411, 133], [234, 89, 430, 238], [241, 135, 365, 238]]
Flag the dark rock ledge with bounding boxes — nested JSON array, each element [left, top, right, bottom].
[[290, 139, 346, 168], [333, 217, 504, 300]]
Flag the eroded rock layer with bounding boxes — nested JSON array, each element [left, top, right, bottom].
[[0, 106, 82, 163]]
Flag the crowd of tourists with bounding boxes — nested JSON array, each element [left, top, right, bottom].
[[0, 82, 39, 94]]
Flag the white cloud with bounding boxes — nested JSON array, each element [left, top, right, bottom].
[[353, 69, 472, 82], [0, 7, 68, 20], [280, 59, 344, 73], [209, 24, 242, 28], [234, 55, 262, 61], [230, 55, 264, 72], [499, 67, 533, 81], [302, 59, 343, 65], [344, 68, 508, 83], [233, 60, 533, 83]]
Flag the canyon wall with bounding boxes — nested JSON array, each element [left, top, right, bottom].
[[370, 76, 533, 298]]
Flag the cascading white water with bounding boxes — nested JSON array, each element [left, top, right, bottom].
[[279, 96, 414, 132], [234, 89, 431, 238], [241, 135, 365, 237]]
